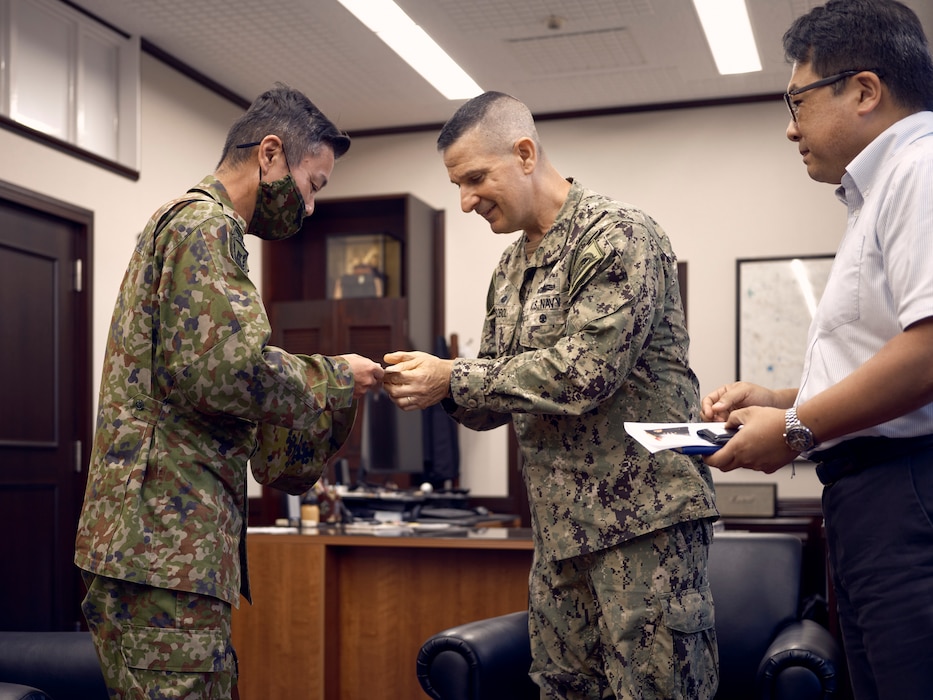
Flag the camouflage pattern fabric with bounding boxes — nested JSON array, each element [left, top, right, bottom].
[[81, 571, 237, 699], [528, 519, 718, 699], [75, 175, 356, 607], [447, 180, 718, 562], [251, 401, 357, 494]]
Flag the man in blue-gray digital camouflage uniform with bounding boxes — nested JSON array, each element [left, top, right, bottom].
[[383, 91, 719, 699], [75, 84, 385, 699]]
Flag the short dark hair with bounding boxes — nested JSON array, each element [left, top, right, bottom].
[[783, 0, 933, 111], [436, 91, 513, 152], [218, 83, 351, 168]]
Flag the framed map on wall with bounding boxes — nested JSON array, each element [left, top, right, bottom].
[[736, 255, 835, 388]]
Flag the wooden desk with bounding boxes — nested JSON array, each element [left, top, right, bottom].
[[232, 527, 534, 699]]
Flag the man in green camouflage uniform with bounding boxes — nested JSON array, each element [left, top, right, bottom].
[[74, 85, 384, 699], [384, 92, 719, 699]]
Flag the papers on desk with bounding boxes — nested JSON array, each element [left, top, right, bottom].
[[342, 521, 409, 536], [247, 526, 299, 534], [247, 521, 457, 537], [624, 421, 732, 455], [342, 520, 456, 536]]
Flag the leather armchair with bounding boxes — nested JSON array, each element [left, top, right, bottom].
[[417, 531, 842, 700], [0, 631, 107, 700]]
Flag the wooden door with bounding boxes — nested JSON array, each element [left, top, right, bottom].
[[0, 183, 93, 631]]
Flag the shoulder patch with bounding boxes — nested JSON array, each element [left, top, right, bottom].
[[569, 239, 608, 298], [230, 229, 249, 273]]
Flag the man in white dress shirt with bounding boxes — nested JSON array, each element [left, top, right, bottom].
[[700, 1, 933, 698]]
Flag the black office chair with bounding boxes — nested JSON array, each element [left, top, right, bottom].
[[417, 532, 842, 700]]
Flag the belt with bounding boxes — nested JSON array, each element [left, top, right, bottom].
[[812, 434, 933, 486]]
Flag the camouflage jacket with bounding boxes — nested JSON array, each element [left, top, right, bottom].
[[74, 176, 356, 606], [447, 181, 718, 561]]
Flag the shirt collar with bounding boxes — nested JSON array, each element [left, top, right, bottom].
[[188, 175, 247, 231], [838, 111, 933, 205], [524, 179, 584, 264]]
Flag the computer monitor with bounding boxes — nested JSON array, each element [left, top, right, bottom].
[[360, 387, 424, 475]]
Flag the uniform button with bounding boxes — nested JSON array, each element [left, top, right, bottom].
[[467, 399, 478, 408], [539, 314, 547, 323], [134, 399, 145, 410]]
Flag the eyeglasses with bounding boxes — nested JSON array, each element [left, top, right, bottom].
[[783, 69, 876, 123]]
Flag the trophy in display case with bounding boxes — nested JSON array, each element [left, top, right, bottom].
[[326, 232, 401, 299]]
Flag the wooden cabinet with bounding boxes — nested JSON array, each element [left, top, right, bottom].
[[270, 297, 410, 363], [262, 192, 444, 352]]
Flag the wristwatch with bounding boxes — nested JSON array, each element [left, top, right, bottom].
[[784, 406, 817, 452]]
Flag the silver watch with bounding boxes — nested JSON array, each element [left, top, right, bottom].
[[784, 406, 817, 452]]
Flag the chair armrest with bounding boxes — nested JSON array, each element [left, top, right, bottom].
[[416, 611, 538, 700], [757, 619, 842, 700], [0, 683, 51, 700]]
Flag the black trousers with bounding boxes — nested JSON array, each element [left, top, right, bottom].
[[821, 442, 933, 700]]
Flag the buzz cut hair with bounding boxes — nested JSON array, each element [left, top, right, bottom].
[[437, 91, 540, 155]]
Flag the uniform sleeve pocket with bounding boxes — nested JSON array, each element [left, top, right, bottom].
[[122, 626, 226, 673]]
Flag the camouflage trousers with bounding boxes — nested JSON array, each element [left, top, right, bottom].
[[81, 572, 238, 699], [528, 519, 718, 700]]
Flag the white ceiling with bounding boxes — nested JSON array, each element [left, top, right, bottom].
[[70, 0, 933, 134]]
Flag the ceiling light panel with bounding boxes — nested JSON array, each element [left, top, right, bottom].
[[692, 0, 762, 74], [337, 0, 482, 99]]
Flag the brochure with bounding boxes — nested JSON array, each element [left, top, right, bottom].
[[623, 421, 734, 455]]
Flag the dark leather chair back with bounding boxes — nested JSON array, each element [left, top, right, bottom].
[[709, 532, 801, 700], [0, 631, 107, 700]]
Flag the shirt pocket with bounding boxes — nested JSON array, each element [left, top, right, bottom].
[[495, 320, 517, 355], [518, 289, 567, 349], [816, 236, 862, 332]]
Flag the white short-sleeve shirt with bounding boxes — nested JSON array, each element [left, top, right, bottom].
[[797, 111, 933, 449]]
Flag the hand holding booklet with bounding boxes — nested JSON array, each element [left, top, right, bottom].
[[623, 422, 736, 455]]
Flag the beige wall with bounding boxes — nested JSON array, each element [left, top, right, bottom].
[[0, 55, 841, 500]]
